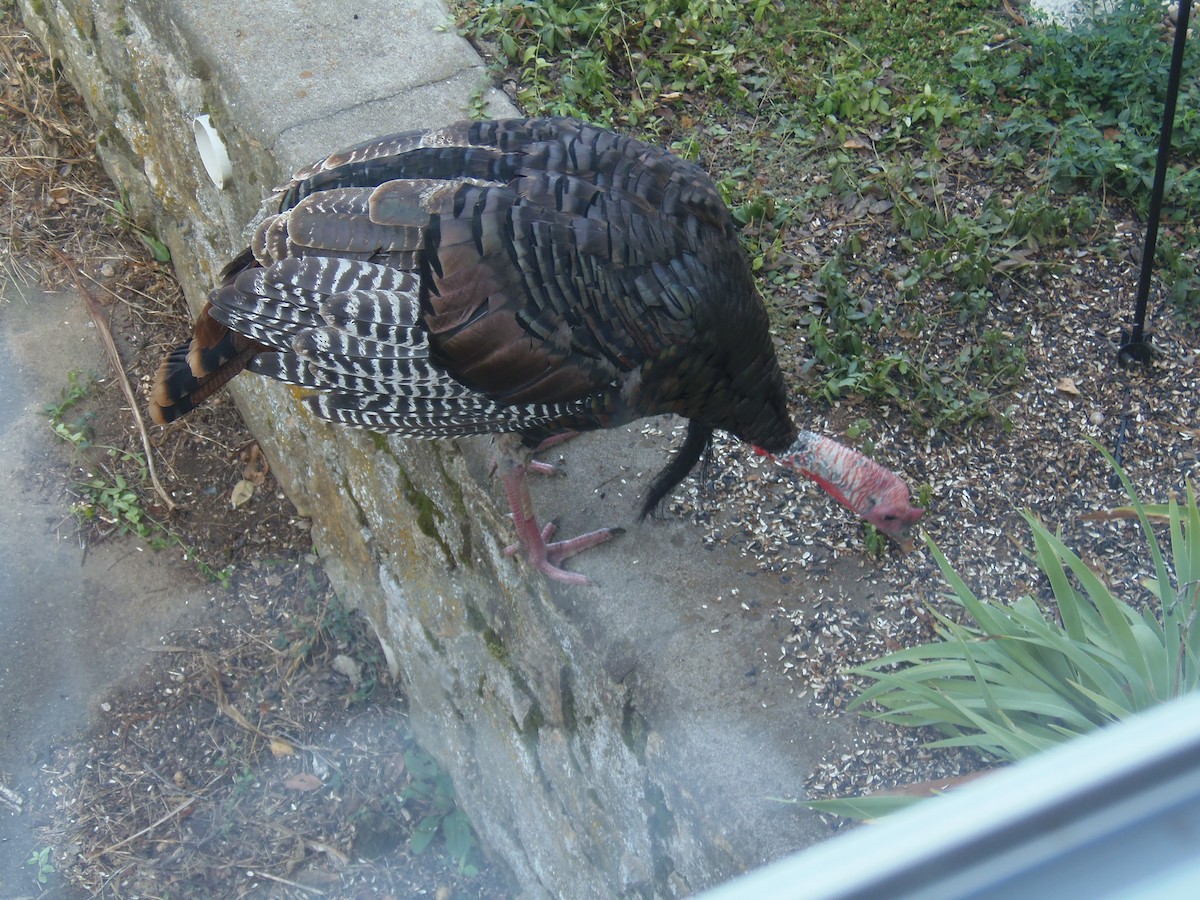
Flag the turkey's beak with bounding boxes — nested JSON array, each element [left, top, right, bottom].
[[871, 505, 924, 553]]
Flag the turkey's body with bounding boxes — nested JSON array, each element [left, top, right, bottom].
[[153, 117, 920, 582]]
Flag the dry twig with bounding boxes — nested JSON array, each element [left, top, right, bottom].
[[52, 249, 178, 511], [239, 868, 328, 895], [1002, 0, 1028, 27], [86, 796, 199, 860]]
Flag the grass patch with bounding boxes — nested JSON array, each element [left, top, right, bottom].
[[43, 369, 234, 586], [954, 1, 1200, 308], [454, 0, 1199, 430], [459, 0, 771, 129], [459, 0, 996, 132]]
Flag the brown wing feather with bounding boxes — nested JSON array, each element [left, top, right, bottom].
[[366, 177, 630, 406]]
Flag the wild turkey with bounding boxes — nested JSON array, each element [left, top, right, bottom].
[[151, 117, 923, 582]]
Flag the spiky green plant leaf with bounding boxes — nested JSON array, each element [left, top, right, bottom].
[[811, 456, 1199, 820]]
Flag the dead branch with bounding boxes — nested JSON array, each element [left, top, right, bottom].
[[52, 249, 178, 512]]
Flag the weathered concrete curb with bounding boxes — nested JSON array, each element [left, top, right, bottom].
[[19, 1, 855, 895]]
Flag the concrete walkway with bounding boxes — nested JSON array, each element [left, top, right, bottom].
[[0, 279, 209, 897]]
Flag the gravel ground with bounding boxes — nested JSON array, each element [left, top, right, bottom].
[[666, 134, 1198, 806], [2, 9, 507, 896]]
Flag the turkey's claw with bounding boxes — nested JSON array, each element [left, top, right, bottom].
[[527, 459, 565, 477], [502, 464, 621, 585]]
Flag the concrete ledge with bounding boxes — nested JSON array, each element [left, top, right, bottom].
[[20, 0, 856, 894]]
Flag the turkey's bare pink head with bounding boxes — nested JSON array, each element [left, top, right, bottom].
[[858, 482, 924, 551], [759, 431, 924, 551]]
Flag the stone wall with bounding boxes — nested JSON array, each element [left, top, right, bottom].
[[19, 1, 838, 895]]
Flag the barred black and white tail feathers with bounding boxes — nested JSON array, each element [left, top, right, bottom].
[[151, 117, 795, 507]]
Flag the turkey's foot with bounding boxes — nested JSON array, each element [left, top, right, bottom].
[[502, 463, 621, 585], [526, 459, 564, 477], [524, 432, 580, 476]]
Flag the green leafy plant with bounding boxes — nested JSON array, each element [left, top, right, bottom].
[[25, 846, 55, 885], [895, 83, 962, 137], [810, 451, 1198, 818], [41, 371, 156, 538], [230, 763, 258, 801], [952, 0, 1200, 310], [108, 193, 171, 262], [42, 369, 96, 448], [813, 58, 893, 130], [65, 461, 233, 586], [43, 373, 233, 585], [399, 747, 479, 873], [42, 368, 92, 419], [73, 468, 153, 537]]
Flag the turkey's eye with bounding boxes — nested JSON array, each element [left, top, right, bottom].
[[881, 513, 898, 522]]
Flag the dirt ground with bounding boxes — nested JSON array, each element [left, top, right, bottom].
[[0, 10, 508, 898]]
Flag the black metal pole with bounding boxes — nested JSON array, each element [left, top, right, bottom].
[[1117, 0, 1191, 365], [1111, 2, 1190, 484]]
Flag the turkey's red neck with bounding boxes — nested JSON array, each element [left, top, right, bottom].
[[754, 432, 900, 517]]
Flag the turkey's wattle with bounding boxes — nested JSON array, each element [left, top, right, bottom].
[[151, 117, 923, 582]]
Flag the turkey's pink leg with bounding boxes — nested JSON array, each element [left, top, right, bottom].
[[501, 463, 619, 585]]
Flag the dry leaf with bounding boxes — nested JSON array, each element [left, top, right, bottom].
[[1055, 376, 1081, 397], [283, 772, 323, 792], [1081, 506, 1172, 524], [230, 478, 255, 508], [994, 248, 1033, 271], [241, 443, 270, 484], [306, 839, 350, 866], [270, 738, 295, 758], [332, 654, 362, 686]]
